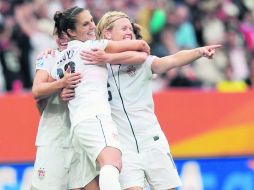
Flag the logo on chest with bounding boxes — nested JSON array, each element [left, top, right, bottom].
[[125, 65, 136, 76], [38, 168, 46, 179]]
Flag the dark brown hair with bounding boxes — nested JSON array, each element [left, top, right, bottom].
[[132, 23, 143, 39], [53, 6, 84, 38]]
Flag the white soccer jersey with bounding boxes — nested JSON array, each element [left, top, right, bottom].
[[35, 54, 53, 74], [33, 51, 100, 190], [35, 52, 72, 147], [107, 55, 168, 153], [51, 40, 111, 128]]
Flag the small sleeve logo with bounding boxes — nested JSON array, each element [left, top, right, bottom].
[[37, 168, 46, 179]]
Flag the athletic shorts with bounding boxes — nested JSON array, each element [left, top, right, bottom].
[[31, 146, 98, 190], [72, 114, 121, 169], [119, 140, 182, 190]]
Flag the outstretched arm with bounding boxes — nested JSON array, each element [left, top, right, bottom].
[[105, 40, 150, 55], [80, 49, 147, 65], [152, 45, 222, 74]]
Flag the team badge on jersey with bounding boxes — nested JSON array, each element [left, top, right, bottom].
[[38, 168, 46, 179], [112, 132, 119, 141], [36, 58, 45, 68], [126, 65, 136, 76]]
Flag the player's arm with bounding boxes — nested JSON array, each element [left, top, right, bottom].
[[32, 67, 81, 101], [59, 87, 75, 101], [105, 40, 150, 55], [32, 70, 63, 100], [151, 45, 222, 74], [80, 49, 147, 65]]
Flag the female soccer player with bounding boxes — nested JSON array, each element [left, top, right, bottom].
[[31, 34, 99, 190], [79, 11, 221, 190], [51, 6, 150, 190]]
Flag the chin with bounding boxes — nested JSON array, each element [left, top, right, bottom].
[[88, 36, 96, 40]]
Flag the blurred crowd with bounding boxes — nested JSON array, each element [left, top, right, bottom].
[[0, 0, 254, 93]]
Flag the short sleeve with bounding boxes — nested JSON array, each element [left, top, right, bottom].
[[50, 67, 58, 80], [144, 55, 157, 70], [35, 57, 52, 74], [87, 39, 109, 50]]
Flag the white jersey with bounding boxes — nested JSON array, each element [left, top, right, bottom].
[[51, 40, 111, 127], [35, 52, 72, 147], [107, 55, 168, 153]]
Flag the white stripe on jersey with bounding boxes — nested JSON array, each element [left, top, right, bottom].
[[107, 56, 168, 152]]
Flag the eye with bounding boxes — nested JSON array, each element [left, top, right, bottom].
[[83, 22, 89, 26]]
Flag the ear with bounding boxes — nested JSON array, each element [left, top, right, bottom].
[[67, 28, 76, 38], [103, 29, 112, 40]]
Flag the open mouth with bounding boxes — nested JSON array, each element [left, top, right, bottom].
[[124, 35, 132, 40], [60, 42, 68, 46], [88, 31, 96, 36]]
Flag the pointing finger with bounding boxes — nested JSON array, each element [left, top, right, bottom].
[[207, 44, 222, 50]]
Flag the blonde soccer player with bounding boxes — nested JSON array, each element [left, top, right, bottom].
[[50, 6, 150, 190], [79, 11, 221, 190]]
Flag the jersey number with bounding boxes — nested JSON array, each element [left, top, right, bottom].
[[57, 61, 76, 79], [107, 82, 112, 101]]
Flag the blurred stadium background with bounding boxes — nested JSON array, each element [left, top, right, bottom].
[[0, 0, 254, 189]]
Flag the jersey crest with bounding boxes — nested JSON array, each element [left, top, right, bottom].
[[126, 65, 136, 76], [35, 58, 45, 68], [37, 167, 46, 179]]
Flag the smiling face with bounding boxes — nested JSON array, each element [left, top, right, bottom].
[[109, 18, 134, 41], [96, 11, 136, 41], [56, 33, 68, 51], [68, 10, 96, 42]]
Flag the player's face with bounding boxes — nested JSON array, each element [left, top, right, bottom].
[[56, 34, 68, 51], [109, 18, 134, 41], [71, 10, 96, 42]]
